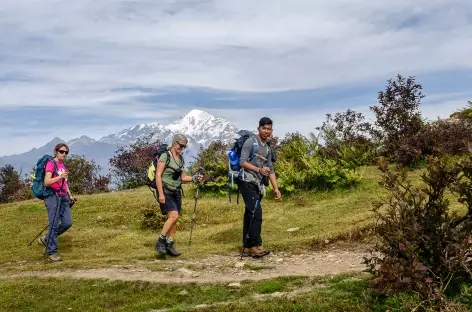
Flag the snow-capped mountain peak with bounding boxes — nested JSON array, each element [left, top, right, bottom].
[[67, 135, 96, 147], [166, 109, 237, 145], [0, 109, 239, 175]]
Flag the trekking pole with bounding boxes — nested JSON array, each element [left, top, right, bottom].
[[27, 196, 76, 247], [27, 224, 49, 246], [188, 168, 204, 247], [240, 196, 260, 260]]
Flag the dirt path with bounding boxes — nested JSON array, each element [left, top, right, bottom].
[[0, 244, 372, 284]]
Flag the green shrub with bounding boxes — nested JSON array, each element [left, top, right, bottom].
[[187, 140, 233, 196], [274, 132, 361, 194]]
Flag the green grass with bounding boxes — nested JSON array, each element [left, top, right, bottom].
[[0, 165, 467, 272], [0, 166, 386, 272], [0, 273, 437, 312], [1, 164, 471, 311]]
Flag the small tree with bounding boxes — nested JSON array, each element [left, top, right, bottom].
[[370, 74, 425, 165], [317, 109, 378, 167], [0, 165, 28, 203], [364, 155, 472, 309], [109, 136, 160, 189], [65, 155, 110, 194]]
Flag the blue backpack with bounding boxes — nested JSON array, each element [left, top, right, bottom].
[[31, 155, 59, 200]]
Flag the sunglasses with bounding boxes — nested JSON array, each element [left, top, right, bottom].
[[178, 143, 187, 149], [57, 150, 69, 155]]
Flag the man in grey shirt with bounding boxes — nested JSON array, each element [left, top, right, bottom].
[[237, 117, 281, 258]]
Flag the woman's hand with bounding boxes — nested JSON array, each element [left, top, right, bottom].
[[159, 194, 165, 205]]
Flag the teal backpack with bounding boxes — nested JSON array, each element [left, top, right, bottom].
[[31, 155, 58, 200]]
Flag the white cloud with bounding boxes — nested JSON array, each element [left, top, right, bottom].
[[1, 0, 471, 155], [1, 0, 472, 111]]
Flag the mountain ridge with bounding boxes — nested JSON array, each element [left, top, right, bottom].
[[0, 109, 239, 175]]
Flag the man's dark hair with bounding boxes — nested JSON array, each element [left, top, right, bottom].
[[259, 117, 273, 128]]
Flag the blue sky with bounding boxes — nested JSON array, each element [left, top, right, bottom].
[[1, 0, 471, 156]]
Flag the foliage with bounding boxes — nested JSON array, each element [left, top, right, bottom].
[[0, 165, 32, 203], [65, 154, 110, 194], [189, 133, 361, 195], [370, 74, 425, 165], [388, 115, 472, 168], [109, 135, 160, 189], [318, 109, 375, 144], [188, 140, 232, 195], [364, 155, 472, 310], [418, 118, 472, 157], [317, 109, 379, 168], [275, 132, 361, 194], [451, 101, 472, 121]]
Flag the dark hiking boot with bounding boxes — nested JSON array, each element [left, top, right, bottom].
[[166, 240, 181, 257], [155, 236, 167, 256], [47, 254, 63, 263], [242, 247, 266, 258]]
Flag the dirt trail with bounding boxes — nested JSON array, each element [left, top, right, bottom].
[[0, 244, 372, 284]]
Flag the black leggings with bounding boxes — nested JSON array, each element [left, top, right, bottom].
[[238, 181, 263, 248]]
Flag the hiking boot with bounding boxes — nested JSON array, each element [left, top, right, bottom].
[[165, 240, 181, 257], [38, 236, 47, 247], [255, 246, 270, 256], [47, 254, 63, 263], [155, 236, 167, 256], [242, 247, 266, 258]]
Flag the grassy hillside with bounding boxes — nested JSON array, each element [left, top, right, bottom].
[[1, 165, 471, 311], [0, 166, 387, 272]]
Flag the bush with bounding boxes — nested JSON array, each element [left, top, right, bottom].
[[188, 140, 230, 195], [65, 154, 110, 194], [317, 109, 379, 168], [451, 101, 472, 121], [389, 117, 472, 168], [0, 165, 33, 203], [419, 118, 472, 157], [364, 155, 472, 309], [275, 132, 361, 194]]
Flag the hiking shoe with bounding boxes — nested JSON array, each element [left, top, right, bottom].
[[165, 241, 181, 257], [155, 236, 167, 256], [38, 236, 47, 247], [47, 254, 63, 263], [242, 247, 266, 258], [256, 246, 270, 256]]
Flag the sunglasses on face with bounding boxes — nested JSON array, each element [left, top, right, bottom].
[[178, 143, 187, 149], [57, 150, 69, 155]]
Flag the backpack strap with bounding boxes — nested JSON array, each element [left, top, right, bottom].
[[248, 136, 258, 161]]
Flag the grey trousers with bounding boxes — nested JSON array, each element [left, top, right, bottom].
[[44, 195, 72, 255]]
